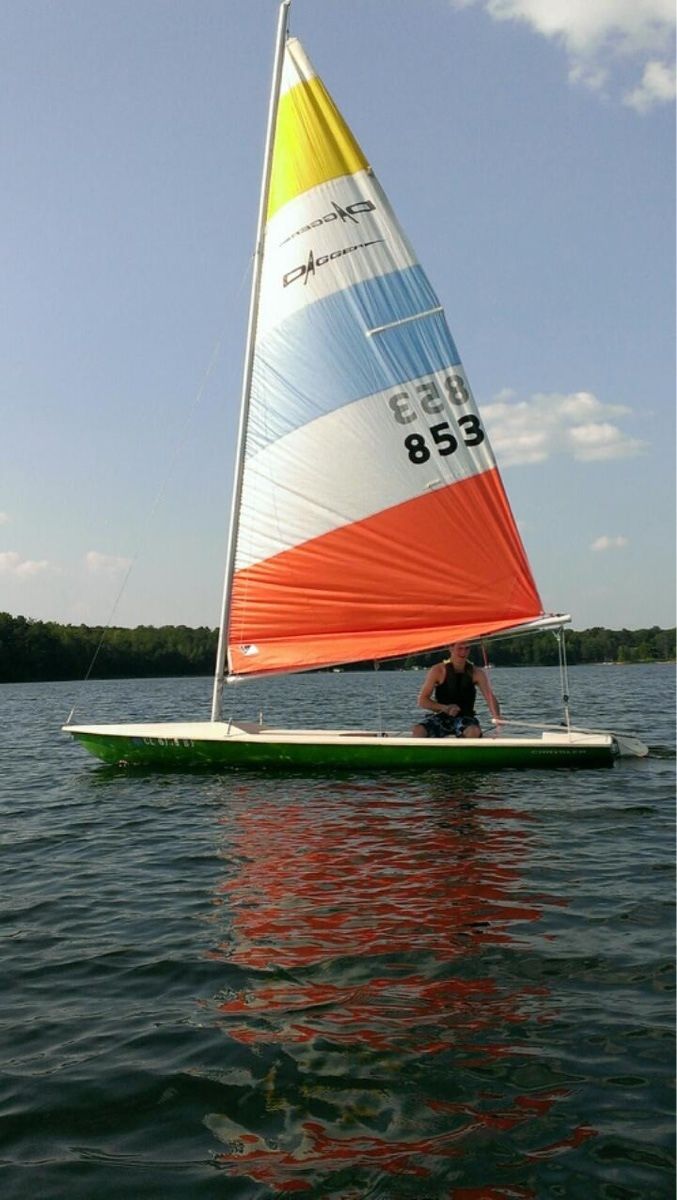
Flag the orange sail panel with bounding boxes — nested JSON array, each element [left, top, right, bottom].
[[226, 37, 544, 677], [229, 469, 542, 677]]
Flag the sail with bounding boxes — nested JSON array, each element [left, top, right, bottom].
[[227, 37, 544, 678]]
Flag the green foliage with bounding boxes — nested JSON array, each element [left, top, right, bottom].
[[0, 613, 217, 682], [0, 613, 673, 683], [398, 626, 675, 671]]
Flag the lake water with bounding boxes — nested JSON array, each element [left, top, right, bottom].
[[1, 665, 674, 1199]]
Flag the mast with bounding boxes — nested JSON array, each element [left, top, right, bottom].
[[211, 0, 292, 721]]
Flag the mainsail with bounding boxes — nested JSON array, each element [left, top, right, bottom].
[[225, 34, 544, 679]]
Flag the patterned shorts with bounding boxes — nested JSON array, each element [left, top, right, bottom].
[[418, 713, 481, 739]]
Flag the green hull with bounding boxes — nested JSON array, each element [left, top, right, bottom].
[[67, 728, 615, 771]]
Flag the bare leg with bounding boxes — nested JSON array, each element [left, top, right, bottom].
[[462, 723, 482, 738], [411, 723, 428, 737]]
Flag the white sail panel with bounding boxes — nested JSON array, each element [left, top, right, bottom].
[[279, 38, 316, 98], [258, 172, 417, 338], [235, 365, 494, 570]]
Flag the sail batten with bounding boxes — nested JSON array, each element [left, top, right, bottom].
[[248, 272, 462, 457], [367, 307, 444, 337], [225, 32, 544, 678]]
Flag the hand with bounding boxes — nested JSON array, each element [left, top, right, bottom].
[[446, 704, 460, 716]]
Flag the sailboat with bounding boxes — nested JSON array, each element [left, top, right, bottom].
[[64, 2, 647, 769]]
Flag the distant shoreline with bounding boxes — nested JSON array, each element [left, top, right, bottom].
[[1, 613, 673, 684], [2, 662, 673, 688]]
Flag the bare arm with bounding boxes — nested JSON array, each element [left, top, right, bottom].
[[473, 667, 501, 721], [417, 664, 461, 717]]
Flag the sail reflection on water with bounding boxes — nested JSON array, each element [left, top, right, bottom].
[[202, 781, 595, 1192]]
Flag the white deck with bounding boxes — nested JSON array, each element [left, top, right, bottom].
[[63, 720, 617, 751]]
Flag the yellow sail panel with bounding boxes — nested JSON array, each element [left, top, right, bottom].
[[267, 44, 368, 220]]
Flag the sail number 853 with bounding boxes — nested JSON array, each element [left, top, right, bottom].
[[388, 374, 484, 465]]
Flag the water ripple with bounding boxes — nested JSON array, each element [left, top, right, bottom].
[[0, 669, 674, 1199]]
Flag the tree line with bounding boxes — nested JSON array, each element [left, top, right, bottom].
[[403, 625, 675, 671], [0, 612, 673, 683], [0, 613, 216, 683]]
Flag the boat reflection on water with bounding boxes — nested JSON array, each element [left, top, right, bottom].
[[202, 777, 595, 1194]]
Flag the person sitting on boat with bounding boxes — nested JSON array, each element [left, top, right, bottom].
[[411, 642, 500, 738]]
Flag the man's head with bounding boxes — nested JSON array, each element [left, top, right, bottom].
[[449, 641, 471, 663]]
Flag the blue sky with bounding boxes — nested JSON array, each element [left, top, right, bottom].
[[2, 0, 675, 632]]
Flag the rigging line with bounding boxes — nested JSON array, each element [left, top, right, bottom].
[[373, 659, 385, 735], [555, 627, 572, 732], [480, 639, 490, 671], [64, 261, 253, 725]]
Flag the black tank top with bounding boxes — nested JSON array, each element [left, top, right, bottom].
[[434, 661, 476, 716]]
